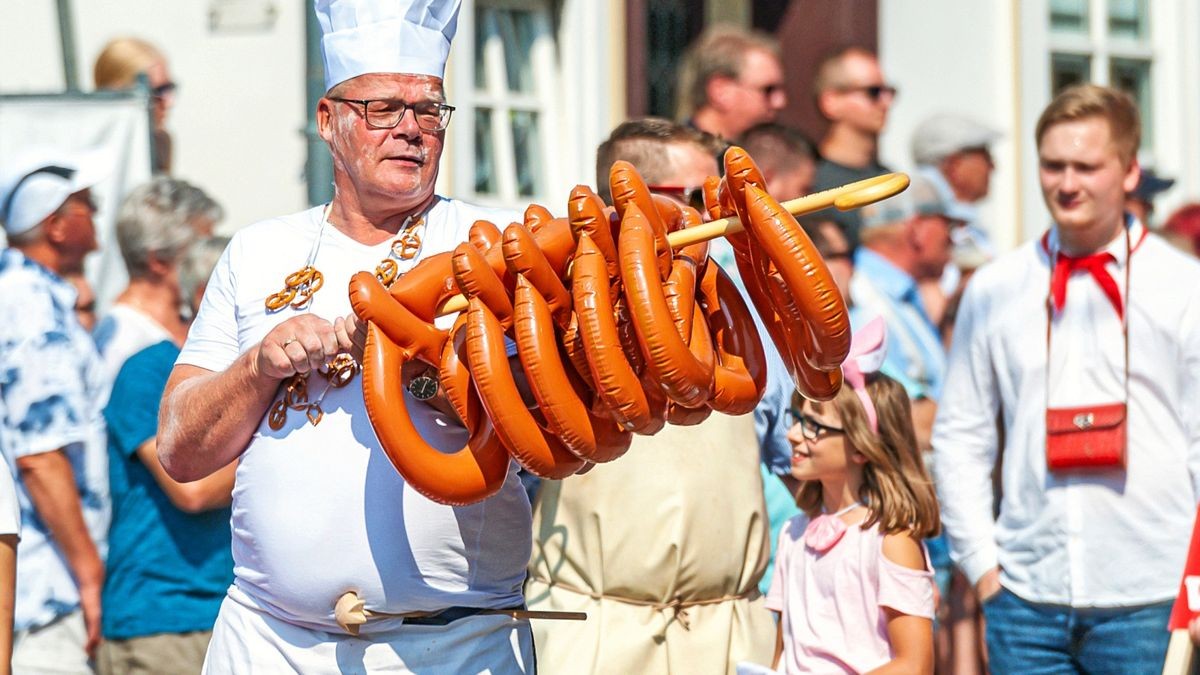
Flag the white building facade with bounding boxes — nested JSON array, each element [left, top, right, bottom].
[[879, 0, 1200, 249]]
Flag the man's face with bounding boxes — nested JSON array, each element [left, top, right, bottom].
[[319, 73, 447, 213], [944, 147, 994, 203], [766, 157, 815, 202], [1038, 116, 1139, 237], [54, 189, 99, 263], [722, 48, 787, 136], [146, 59, 174, 131], [910, 213, 957, 280], [823, 52, 893, 135]]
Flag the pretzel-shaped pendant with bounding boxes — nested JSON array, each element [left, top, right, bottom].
[[266, 265, 325, 312], [392, 232, 422, 260]]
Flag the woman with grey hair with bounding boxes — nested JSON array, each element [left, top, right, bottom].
[[93, 176, 222, 387], [98, 235, 235, 675]]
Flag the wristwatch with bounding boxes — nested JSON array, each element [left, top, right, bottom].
[[407, 372, 440, 401]]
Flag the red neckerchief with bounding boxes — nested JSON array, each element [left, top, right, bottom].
[[1040, 225, 1148, 319]]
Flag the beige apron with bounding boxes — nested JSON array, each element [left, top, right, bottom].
[[527, 412, 775, 674]]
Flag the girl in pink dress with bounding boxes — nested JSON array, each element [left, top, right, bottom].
[[766, 318, 940, 674]]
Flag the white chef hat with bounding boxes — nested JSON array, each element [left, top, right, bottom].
[[0, 147, 111, 237], [316, 0, 463, 92]]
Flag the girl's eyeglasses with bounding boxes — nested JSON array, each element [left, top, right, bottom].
[[786, 407, 846, 441]]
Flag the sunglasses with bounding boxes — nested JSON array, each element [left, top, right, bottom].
[[647, 185, 707, 212], [839, 84, 898, 102], [152, 82, 178, 99], [746, 82, 785, 98]]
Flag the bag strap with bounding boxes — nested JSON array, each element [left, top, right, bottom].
[[1041, 224, 1142, 413]]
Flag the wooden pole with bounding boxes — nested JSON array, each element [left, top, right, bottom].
[[1162, 630, 1194, 675]]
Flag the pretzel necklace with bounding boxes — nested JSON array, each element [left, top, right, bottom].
[[264, 203, 427, 431]]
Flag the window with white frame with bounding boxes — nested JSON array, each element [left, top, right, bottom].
[[1047, 0, 1153, 145], [463, 0, 559, 207]]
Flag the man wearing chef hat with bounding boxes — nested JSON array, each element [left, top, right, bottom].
[[0, 149, 111, 672], [155, 0, 539, 671]]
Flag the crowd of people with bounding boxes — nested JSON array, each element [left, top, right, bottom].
[[2, 1, 1200, 673]]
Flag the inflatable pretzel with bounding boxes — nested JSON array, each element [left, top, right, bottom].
[[348, 147, 908, 505]]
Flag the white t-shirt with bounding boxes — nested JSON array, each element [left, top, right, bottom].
[[178, 199, 532, 632], [0, 466, 18, 538], [94, 303, 174, 389]]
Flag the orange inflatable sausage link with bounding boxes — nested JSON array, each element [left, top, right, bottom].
[[618, 203, 714, 408], [609, 160, 673, 279], [743, 184, 850, 371], [350, 270, 510, 506], [464, 297, 586, 479], [452, 241, 515, 328], [512, 276, 632, 463], [567, 186, 621, 278], [696, 261, 768, 414], [717, 147, 849, 400], [571, 234, 658, 433], [469, 219, 503, 252], [502, 222, 572, 327]]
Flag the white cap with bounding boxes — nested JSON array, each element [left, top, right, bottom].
[[316, 0, 463, 92], [0, 148, 111, 237], [911, 113, 1001, 165]]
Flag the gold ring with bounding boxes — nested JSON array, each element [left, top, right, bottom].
[[282, 337, 299, 348]]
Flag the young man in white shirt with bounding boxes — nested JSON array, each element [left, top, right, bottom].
[[933, 84, 1200, 671]]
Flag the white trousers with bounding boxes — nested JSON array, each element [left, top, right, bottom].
[[202, 594, 536, 674]]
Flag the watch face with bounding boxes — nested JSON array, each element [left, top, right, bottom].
[[408, 375, 439, 401]]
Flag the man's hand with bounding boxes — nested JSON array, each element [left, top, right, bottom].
[[254, 313, 362, 381], [78, 579, 102, 658], [975, 566, 1002, 603], [334, 310, 368, 362]]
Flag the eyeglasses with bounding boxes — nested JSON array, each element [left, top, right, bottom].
[[329, 97, 456, 132], [647, 185, 707, 212], [786, 406, 846, 441], [838, 84, 898, 102]]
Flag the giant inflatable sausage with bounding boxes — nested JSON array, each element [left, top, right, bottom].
[[345, 147, 908, 504]]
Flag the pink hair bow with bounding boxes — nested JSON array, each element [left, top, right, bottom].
[[841, 317, 887, 433]]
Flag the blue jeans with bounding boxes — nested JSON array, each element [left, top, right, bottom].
[[981, 587, 1171, 674]]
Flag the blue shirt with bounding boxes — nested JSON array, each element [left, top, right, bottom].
[[849, 249, 947, 401], [101, 340, 233, 639], [0, 248, 110, 631]]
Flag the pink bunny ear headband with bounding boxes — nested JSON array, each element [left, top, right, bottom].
[[841, 317, 888, 434]]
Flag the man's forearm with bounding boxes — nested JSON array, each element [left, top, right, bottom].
[[0, 534, 15, 675], [158, 348, 279, 482], [16, 452, 102, 591]]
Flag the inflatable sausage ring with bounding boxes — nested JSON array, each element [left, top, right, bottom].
[[347, 146, 907, 504]]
